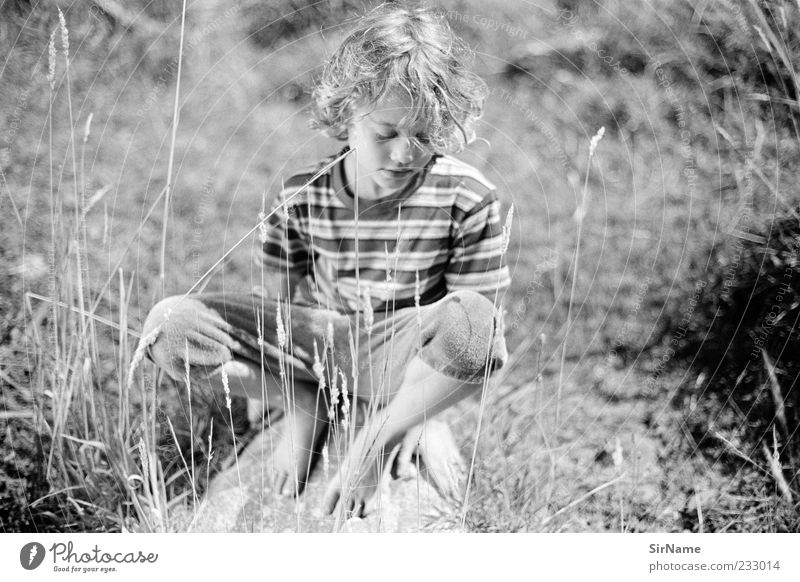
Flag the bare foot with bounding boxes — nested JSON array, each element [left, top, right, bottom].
[[396, 419, 465, 501], [322, 430, 395, 517], [271, 392, 325, 497]]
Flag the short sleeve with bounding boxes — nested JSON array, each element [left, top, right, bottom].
[[445, 190, 511, 295], [260, 188, 310, 277]]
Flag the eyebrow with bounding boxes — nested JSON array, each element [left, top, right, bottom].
[[372, 119, 428, 135]]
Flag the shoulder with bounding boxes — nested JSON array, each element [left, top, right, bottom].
[[426, 155, 498, 214], [276, 151, 341, 207]]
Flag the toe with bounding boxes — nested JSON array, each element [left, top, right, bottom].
[[322, 484, 340, 514], [274, 472, 288, 496]]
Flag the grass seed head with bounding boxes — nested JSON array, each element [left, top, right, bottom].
[[330, 364, 340, 404], [83, 113, 94, 144], [589, 126, 605, 157], [339, 369, 350, 429], [326, 320, 334, 351], [312, 340, 324, 379], [127, 323, 163, 392], [322, 443, 330, 476], [257, 211, 268, 244], [384, 242, 393, 283], [363, 286, 374, 333], [276, 301, 286, 349], [501, 204, 514, 255], [47, 30, 56, 89], [220, 366, 231, 410], [57, 8, 69, 57]]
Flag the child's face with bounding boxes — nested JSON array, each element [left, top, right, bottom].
[[344, 93, 434, 200]]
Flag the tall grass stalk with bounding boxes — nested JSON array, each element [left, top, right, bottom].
[[461, 204, 514, 528], [556, 127, 604, 425], [57, 9, 86, 345], [158, 0, 188, 298], [34, 9, 174, 528], [350, 148, 361, 461], [165, 416, 196, 519], [220, 367, 247, 529], [183, 343, 198, 514], [47, 27, 60, 412]]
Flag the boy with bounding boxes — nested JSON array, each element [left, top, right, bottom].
[[142, 3, 510, 518]]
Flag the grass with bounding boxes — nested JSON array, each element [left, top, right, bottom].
[[2, 0, 800, 532]]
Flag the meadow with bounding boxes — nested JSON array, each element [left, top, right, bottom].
[[1, 0, 799, 532]]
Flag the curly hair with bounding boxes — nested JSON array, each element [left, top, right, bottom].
[[310, 3, 488, 154]]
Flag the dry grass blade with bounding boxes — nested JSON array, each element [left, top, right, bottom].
[[180, 149, 351, 300], [0, 165, 23, 226], [710, 430, 763, 471], [541, 472, 626, 526], [158, 0, 188, 297], [761, 437, 793, 502], [80, 185, 113, 220], [761, 349, 788, 438], [461, 204, 514, 528], [165, 416, 197, 511], [714, 125, 800, 220], [557, 126, 604, 423], [26, 292, 140, 338], [0, 411, 35, 420]]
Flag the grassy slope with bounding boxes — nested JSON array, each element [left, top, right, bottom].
[[2, 0, 795, 531]]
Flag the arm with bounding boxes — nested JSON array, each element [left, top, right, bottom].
[[256, 192, 311, 302], [445, 190, 511, 303]]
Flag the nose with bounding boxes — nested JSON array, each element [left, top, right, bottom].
[[389, 137, 414, 165]]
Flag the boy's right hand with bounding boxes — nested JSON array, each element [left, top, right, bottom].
[[396, 419, 466, 502]]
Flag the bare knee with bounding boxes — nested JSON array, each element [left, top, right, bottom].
[[142, 295, 235, 384], [421, 290, 507, 382]]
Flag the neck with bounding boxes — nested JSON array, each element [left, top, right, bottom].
[[343, 154, 380, 200]]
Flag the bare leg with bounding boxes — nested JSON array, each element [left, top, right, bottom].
[[270, 380, 326, 496], [322, 356, 481, 516], [211, 360, 326, 496]]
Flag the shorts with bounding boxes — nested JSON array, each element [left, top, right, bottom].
[[142, 289, 507, 399]]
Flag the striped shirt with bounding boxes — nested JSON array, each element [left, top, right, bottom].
[[261, 148, 510, 314]]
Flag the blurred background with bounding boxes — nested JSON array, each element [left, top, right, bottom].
[[2, 0, 799, 532]]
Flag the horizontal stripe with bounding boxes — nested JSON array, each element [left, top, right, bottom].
[[446, 270, 511, 290], [261, 150, 509, 312]]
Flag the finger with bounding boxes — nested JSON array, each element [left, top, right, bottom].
[[345, 497, 365, 519], [341, 497, 354, 520], [396, 437, 416, 478], [280, 474, 295, 497], [431, 465, 452, 497], [398, 432, 415, 461], [447, 466, 462, 498], [322, 486, 340, 515], [274, 473, 286, 496]]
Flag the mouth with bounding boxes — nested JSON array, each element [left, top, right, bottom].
[[381, 167, 416, 180]]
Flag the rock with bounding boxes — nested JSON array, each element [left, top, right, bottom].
[[178, 420, 464, 532]]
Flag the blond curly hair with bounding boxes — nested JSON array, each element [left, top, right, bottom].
[[310, 3, 488, 154]]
